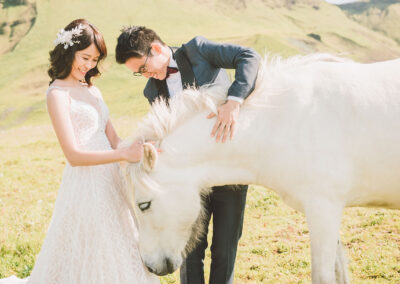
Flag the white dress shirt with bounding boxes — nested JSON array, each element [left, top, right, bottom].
[[166, 49, 183, 98]]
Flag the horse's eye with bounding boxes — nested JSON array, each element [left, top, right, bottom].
[[138, 201, 151, 212]]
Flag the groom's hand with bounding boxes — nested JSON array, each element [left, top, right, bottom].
[[207, 100, 240, 143]]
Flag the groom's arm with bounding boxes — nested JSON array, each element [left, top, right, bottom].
[[185, 36, 261, 142], [185, 36, 261, 102]]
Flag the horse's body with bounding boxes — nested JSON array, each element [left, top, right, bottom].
[[122, 54, 400, 283]]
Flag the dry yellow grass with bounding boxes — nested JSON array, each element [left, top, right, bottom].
[[1, 1, 400, 282], [1, 122, 399, 283]]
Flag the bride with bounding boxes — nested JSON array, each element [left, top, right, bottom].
[[0, 19, 159, 284]]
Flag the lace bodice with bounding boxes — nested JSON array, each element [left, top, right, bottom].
[[0, 85, 160, 284], [46, 85, 110, 151]]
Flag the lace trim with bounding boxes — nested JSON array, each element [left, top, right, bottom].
[[46, 85, 106, 123]]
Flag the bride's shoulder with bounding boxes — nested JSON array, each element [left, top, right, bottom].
[[46, 85, 71, 103], [88, 84, 104, 100]]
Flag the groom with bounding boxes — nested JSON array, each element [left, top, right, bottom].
[[116, 26, 260, 284]]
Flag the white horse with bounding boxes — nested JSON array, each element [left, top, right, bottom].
[[121, 54, 400, 283]]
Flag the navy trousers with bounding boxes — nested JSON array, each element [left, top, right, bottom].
[[180, 185, 248, 284]]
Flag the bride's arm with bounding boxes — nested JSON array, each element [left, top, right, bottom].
[[47, 89, 142, 167], [105, 120, 122, 149]]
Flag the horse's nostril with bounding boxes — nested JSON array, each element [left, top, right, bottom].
[[166, 257, 174, 274], [146, 265, 154, 274]]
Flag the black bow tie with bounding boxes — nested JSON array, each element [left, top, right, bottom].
[[166, 67, 179, 79]]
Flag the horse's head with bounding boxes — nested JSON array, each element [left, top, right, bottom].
[[119, 85, 236, 275], [122, 143, 206, 276]]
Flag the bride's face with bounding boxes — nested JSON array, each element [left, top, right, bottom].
[[69, 43, 100, 82]]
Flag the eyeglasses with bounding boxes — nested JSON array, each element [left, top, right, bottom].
[[133, 48, 151, 76]]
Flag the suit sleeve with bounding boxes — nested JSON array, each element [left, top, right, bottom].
[[192, 36, 260, 100]]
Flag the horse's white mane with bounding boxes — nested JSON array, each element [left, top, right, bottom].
[[122, 53, 348, 145], [120, 85, 226, 146], [120, 53, 349, 187], [247, 53, 350, 107], [121, 53, 349, 255]]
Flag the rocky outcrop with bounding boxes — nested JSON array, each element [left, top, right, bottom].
[[0, 0, 37, 55]]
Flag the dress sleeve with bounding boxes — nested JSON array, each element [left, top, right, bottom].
[[89, 85, 104, 101], [46, 86, 72, 104]]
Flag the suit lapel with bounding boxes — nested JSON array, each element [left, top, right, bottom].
[[149, 46, 197, 105], [153, 79, 170, 103], [173, 47, 197, 89]]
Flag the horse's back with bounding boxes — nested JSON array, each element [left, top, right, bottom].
[[257, 57, 400, 209], [312, 59, 400, 208]]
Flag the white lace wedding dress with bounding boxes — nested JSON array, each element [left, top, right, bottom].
[[0, 85, 159, 284]]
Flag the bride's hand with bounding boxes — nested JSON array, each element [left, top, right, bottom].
[[120, 141, 143, 163]]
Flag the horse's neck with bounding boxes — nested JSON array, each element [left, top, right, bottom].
[[157, 104, 308, 195], [159, 111, 264, 188]]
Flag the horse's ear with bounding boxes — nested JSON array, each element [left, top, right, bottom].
[[142, 142, 158, 172]]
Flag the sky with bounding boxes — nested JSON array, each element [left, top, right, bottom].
[[325, 0, 361, 4]]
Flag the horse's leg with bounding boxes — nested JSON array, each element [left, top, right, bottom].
[[304, 198, 345, 284], [335, 239, 349, 284]]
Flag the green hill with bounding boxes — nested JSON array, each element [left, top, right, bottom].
[[0, 0, 399, 130], [339, 0, 400, 44], [0, 0, 36, 56]]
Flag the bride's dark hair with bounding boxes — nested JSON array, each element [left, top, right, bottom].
[[48, 19, 107, 86]]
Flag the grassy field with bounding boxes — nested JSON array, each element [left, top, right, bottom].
[[1, 0, 400, 283], [1, 122, 399, 283]]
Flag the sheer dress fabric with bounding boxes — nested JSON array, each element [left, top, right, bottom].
[[0, 85, 159, 284]]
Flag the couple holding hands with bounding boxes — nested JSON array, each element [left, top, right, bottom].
[[1, 18, 260, 284]]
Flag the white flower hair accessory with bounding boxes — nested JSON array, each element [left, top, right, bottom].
[[54, 24, 84, 49]]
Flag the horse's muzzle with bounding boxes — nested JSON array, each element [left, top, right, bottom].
[[146, 257, 177, 276]]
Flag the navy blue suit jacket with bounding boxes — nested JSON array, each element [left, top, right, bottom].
[[143, 36, 260, 104]]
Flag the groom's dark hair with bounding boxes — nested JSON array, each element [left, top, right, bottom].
[[115, 26, 165, 64]]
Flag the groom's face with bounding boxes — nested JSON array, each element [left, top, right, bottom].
[[125, 43, 170, 80]]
